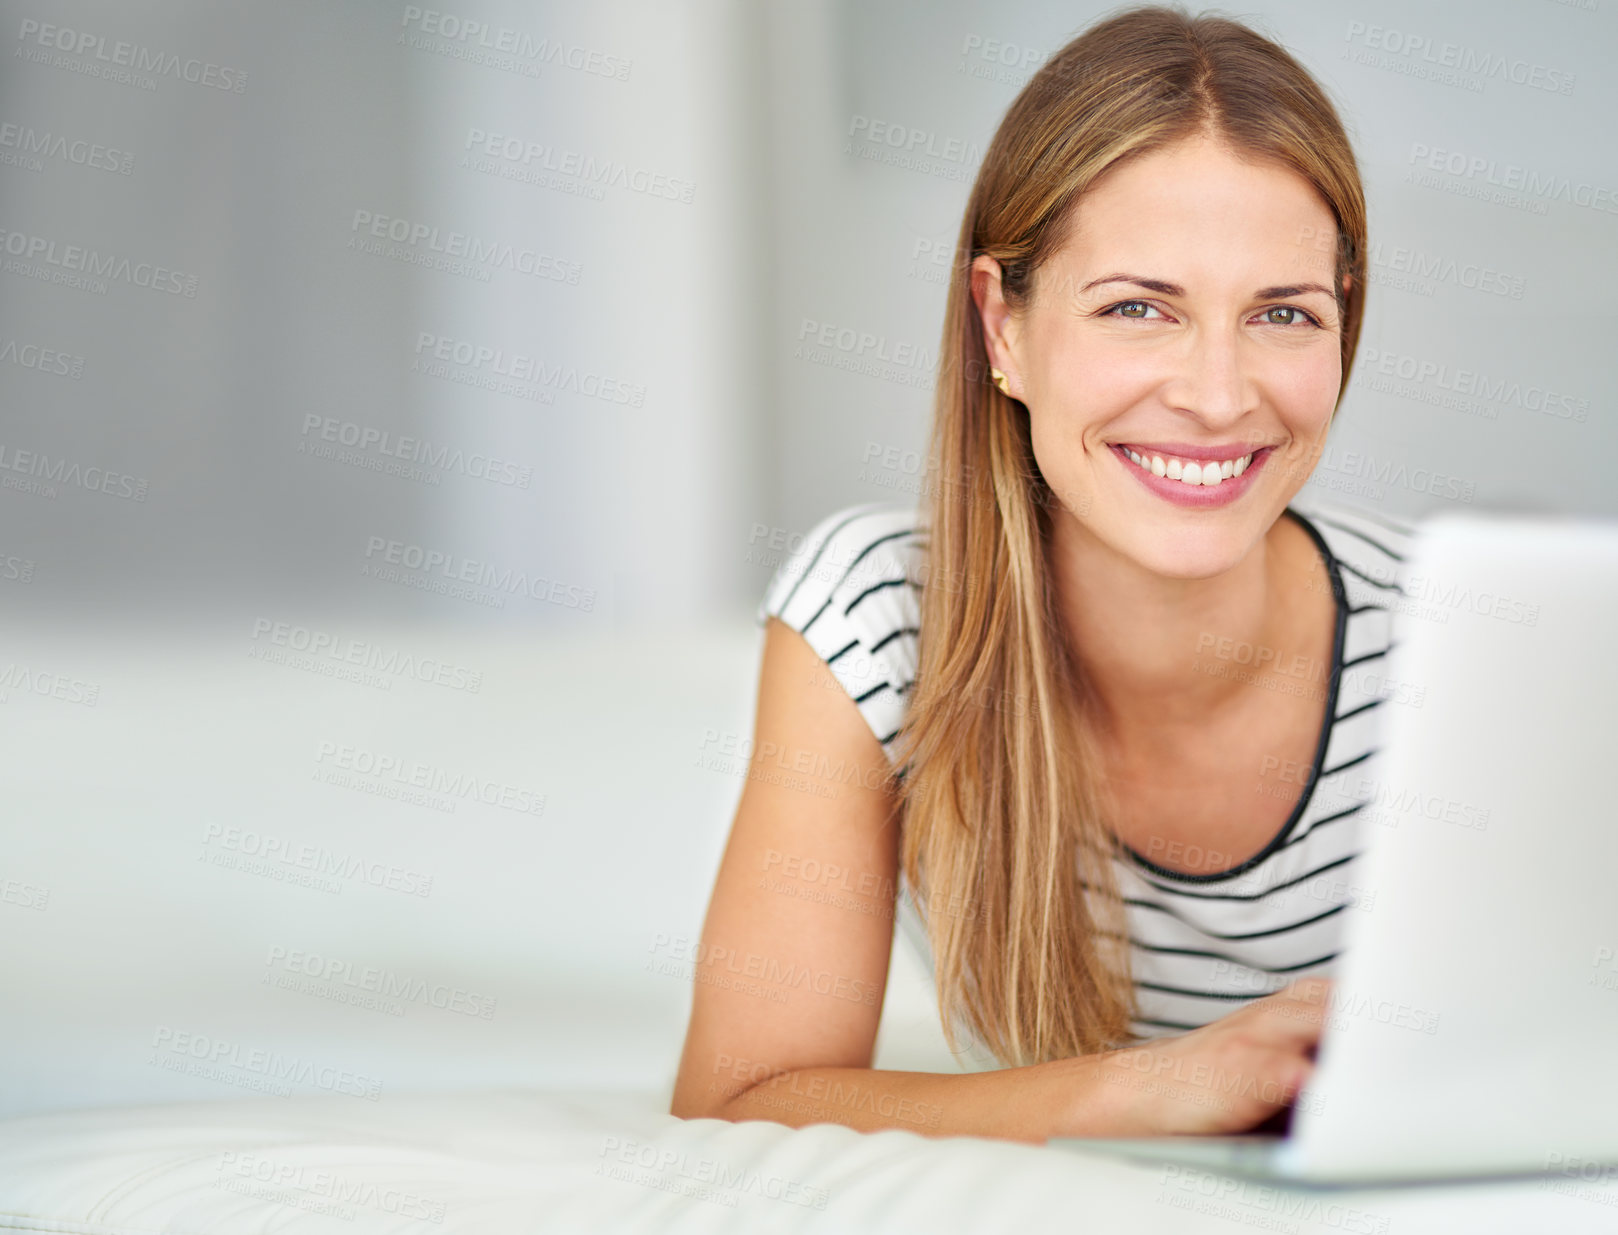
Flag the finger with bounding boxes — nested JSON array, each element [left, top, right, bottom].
[[1243, 988, 1333, 1049], [1273, 975, 1333, 1005]]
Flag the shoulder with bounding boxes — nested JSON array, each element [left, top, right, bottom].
[[756, 501, 926, 758]]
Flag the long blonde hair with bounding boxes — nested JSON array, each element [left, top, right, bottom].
[[892, 4, 1368, 1065]]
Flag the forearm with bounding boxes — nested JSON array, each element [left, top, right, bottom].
[[702, 1056, 1127, 1143]]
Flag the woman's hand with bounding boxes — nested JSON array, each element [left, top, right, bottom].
[[1086, 977, 1332, 1137]]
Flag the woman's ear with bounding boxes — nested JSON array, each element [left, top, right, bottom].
[[970, 254, 1024, 399]]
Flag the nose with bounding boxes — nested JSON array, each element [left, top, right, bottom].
[[1164, 326, 1257, 428]]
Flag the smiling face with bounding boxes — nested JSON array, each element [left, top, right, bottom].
[[974, 132, 1348, 580]]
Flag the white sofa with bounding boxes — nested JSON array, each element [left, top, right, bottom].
[[2, 619, 1613, 1231]]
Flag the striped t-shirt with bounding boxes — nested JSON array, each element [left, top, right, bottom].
[[755, 497, 1418, 1042]]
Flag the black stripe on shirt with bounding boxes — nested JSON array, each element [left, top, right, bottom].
[[824, 638, 859, 666], [1275, 802, 1365, 852], [1135, 981, 1278, 1003], [1128, 940, 1339, 973], [1334, 504, 1419, 538], [1338, 559, 1405, 594], [1335, 698, 1383, 723], [842, 529, 921, 580], [1122, 899, 1347, 941], [844, 575, 912, 618], [853, 681, 891, 705], [1341, 647, 1390, 670], [1319, 750, 1372, 778], [1312, 515, 1406, 564], [1130, 853, 1357, 903], [792, 527, 919, 637], [774, 508, 881, 618], [870, 625, 919, 655]]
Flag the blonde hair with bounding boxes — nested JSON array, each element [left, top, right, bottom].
[[892, 4, 1367, 1065]]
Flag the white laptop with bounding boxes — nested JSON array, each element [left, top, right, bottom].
[[1052, 509, 1618, 1184]]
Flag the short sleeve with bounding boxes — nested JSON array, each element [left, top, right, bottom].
[[756, 502, 925, 760]]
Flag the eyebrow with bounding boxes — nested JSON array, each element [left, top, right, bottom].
[[1080, 273, 1337, 299]]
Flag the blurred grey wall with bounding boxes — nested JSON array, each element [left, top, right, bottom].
[[1, 0, 1613, 636], [0, 0, 770, 632]]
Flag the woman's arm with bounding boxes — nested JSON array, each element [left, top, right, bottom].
[[670, 617, 1330, 1142]]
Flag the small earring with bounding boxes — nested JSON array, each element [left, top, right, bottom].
[[989, 367, 1010, 395]]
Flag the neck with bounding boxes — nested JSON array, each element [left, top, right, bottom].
[[1049, 509, 1315, 749]]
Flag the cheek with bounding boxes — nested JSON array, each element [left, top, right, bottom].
[[1264, 349, 1342, 434], [1023, 337, 1162, 490], [1026, 333, 1156, 434]]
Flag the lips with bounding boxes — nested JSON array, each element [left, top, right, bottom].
[[1108, 442, 1274, 506]]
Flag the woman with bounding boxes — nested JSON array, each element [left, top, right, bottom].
[[672, 4, 1416, 1142]]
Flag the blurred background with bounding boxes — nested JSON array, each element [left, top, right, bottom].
[[1, 0, 1613, 1119]]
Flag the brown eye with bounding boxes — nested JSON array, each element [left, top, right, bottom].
[[1107, 300, 1160, 319]]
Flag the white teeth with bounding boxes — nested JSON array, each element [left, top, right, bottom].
[[1120, 447, 1257, 486]]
